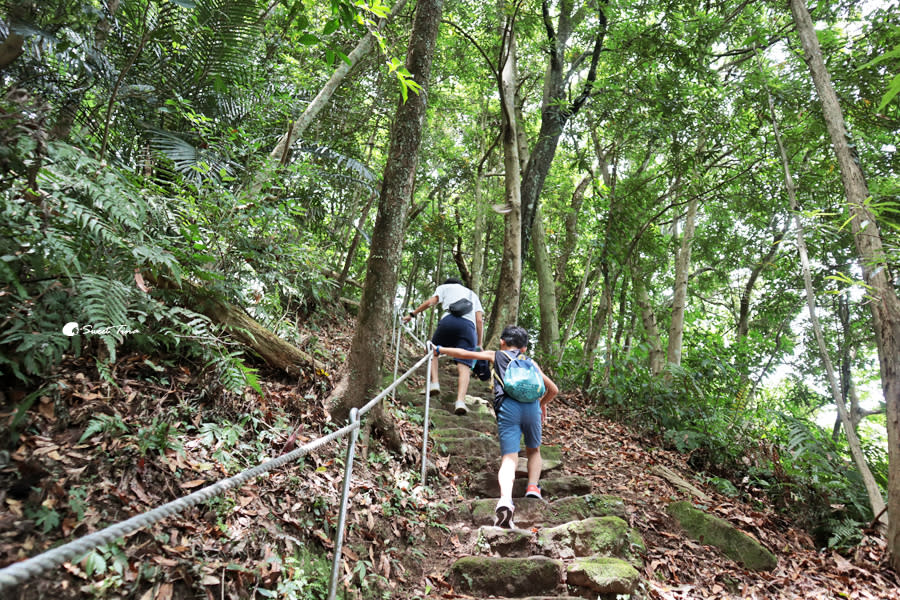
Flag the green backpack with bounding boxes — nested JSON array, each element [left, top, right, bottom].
[[492, 350, 545, 403]]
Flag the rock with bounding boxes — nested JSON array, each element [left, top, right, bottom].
[[430, 427, 492, 441], [431, 435, 499, 457], [466, 472, 592, 499], [429, 410, 495, 434], [516, 445, 564, 476], [537, 516, 645, 563], [477, 526, 534, 557], [448, 555, 564, 597], [567, 556, 641, 595], [469, 495, 627, 528], [666, 500, 777, 571]]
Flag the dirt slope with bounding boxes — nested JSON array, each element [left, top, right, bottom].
[[1, 321, 898, 599]]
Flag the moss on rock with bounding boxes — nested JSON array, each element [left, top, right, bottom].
[[666, 501, 777, 571]]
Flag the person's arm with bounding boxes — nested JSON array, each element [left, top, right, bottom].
[[436, 345, 494, 362], [475, 311, 484, 348], [535, 364, 558, 422], [402, 295, 439, 323]]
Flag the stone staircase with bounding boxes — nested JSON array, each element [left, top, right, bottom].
[[407, 363, 645, 599]]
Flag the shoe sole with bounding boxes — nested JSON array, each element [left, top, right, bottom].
[[454, 405, 468, 415], [494, 506, 513, 528], [525, 493, 542, 499]]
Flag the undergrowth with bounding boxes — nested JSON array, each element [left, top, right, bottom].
[[591, 349, 888, 552]]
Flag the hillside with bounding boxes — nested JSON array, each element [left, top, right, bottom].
[[1, 315, 897, 599]]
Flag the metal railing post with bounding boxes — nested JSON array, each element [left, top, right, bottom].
[[421, 342, 434, 484], [392, 306, 401, 403], [328, 408, 360, 600]]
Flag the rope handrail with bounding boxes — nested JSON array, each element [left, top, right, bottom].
[[0, 348, 433, 593]]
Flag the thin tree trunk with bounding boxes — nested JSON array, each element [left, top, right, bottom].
[[336, 189, 378, 298], [485, 11, 522, 348], [764, 61, 888, 532], [791, 1, 900, 558], [557, 246, 593, 361], [666, 195, 699, 367], [51, 0, 120, 140], [554, 174, 591, 294], [634, 272, 665, 375], [736, 221, 788, 341], [532, 204, 559, 358], [329, 0, 443, 424], [520, 0, 607, 252], [470, 114, 498, 297]]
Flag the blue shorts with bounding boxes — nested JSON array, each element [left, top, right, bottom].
[[496, 397, 542, 455], [432, 315, 476, 368]]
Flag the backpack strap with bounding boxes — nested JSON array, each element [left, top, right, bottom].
[[490, 349, 516, 388]]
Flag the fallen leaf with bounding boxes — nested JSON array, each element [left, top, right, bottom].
[[134, 269, 150, 293], [179, 479, 207, 489], [156, 582, 173, 600]]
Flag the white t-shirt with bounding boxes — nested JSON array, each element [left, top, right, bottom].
[[435, 283, 483, 325]]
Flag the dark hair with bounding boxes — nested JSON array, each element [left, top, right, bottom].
[[500, 325, 529, 349], [443, 277, 464, 285]]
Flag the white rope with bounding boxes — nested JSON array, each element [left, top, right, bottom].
[[0, 351, 431, 592]]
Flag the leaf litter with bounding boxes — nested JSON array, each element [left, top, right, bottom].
[[0, 316, 897, 599]]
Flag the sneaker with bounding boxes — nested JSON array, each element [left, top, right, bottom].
[[422, 382, 440, 397], [525, 484, 542, 500], [454, 399, 468, 416], [494, 500, 515, 529]]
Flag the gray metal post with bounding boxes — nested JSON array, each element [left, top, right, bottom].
[[392, 306, 401, 403], [421, 343, 434, 484], [328, 408, 360, 600]]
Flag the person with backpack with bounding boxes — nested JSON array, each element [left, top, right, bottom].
[[402, 277, 484, 416], [433, 325, 558, 528]]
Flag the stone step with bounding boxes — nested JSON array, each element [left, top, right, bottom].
[[466, 472, 592, 500], [429, 408, 495, 434], [567, 556, 642, 596], [442, 444, 566, 477], [462, 495, 627, 529], [475, 515, 643, 562], [448, 556, 565, 597]]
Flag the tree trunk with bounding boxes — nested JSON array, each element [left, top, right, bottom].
[[558, 247, 593, 361], [150, 275, 324, 375], [470, 111, 498, 297], [336, 189, 377, 299], [666, 195, 699, 367], [736, 221, 787, 341], [634, 272, 665, 375], [329, 0, 443, 423], [554, 174, 591, 294], [485, 12, 523, 348], [519, 0, 607, 252], [532, 204, 560, 358], [199, 295, 324, 375], [582, 272, 615, 388], [764, 57, 888, 532]]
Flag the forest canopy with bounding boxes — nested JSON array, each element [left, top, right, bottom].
[[1, 0, 899, 590]]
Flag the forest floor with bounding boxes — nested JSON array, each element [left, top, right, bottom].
[[1, 313, 899, 599]]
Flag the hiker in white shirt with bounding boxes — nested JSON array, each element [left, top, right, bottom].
[[403, 277, 483, 415]]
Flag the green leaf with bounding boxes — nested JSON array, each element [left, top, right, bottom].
[[82, 550, 107, 577], [299, 33, 318, 45], [877, 72, 900, 112], [323, 19, 339, 36]]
